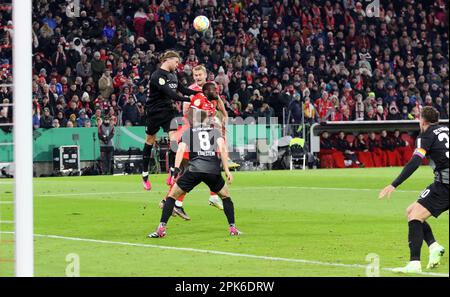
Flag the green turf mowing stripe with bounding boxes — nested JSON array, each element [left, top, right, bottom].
[[0, 231, 447, 277]]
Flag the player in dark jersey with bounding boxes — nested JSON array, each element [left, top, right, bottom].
[[141, 50, 200, 191], [147, 107, 242, 238], [379, 106, 449, 274]]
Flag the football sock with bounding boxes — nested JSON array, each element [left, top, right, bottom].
[[408, 220, 424, 261], [160, 197, 176, 224], [222, 197, 235, 225], [210, 192, 217, 197], [177, 194, 185, 203], [142, 143, 153, 180], [168, 149, 176, 173], [175, 200, 183, 207], [422, 221, 436, 247]]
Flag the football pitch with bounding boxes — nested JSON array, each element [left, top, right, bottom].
[[0, 167, 448, 277]]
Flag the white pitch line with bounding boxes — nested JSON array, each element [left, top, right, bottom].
[[0, 220, 13, 224], [0, 231, 447, 277], [33, 186, 419, 198], [235, 186, 419, 194], [0, 201, 13, 204], [36, 191, 144, 197]]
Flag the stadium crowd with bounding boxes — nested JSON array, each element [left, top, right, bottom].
[[0, 0, 448, 132]]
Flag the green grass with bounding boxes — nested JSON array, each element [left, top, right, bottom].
[[0, 167, 448, 277]]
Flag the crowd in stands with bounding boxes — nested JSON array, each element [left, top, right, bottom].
[[319, 130, 416, 168], [0, 0, 448, 133]]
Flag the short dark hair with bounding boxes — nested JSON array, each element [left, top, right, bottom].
[[202, 82, 216, 93], [421, 106, 439, 124]]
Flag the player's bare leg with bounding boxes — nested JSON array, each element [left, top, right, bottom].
[[392, 202, 444, 273], [148, 183, 186, 238], [142, 134, 156, 190], [216, 184, 241, 236]]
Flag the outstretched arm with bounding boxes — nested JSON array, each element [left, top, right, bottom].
[[158, 83, 192, 102], [391, 155, 422, 188], [178, 83, 201, 96], [379, 151, 424, 199]]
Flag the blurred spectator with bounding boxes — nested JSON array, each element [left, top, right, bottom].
[[52, 118, 60, 128], [76, 109, 89, 127], [40, 107, 53, 129], [98, 116, 114, 175], [242, 103, 255, 119], [0, 108, 11, 132], [257, 102, 274, 122], [76, 54, 92, 79], [91, 51, 105, 82], [135, 85, 147, 105], [122, 95, 139, 126], [98, 70, 114, 99], [1, 0, 448, 129], [335, 131, 360, 166], [90, 108, 103, 127], [55, 110, 67, 127]]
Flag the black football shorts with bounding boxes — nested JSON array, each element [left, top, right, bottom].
[[176, 169, 225, 194], [417, 181, 449, 218], [145, 108, 179, 136]]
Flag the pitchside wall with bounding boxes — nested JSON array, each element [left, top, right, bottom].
[[0, 125, 281, 163]]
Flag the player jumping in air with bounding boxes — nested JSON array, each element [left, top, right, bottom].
[[141, 50, 200, 191], [162, 81, 224, 220], [163, 66, 236, 219], [148, 85, 242, 238], [379, 106, 449, 274]]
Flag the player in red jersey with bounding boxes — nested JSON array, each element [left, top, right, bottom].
[[161, 66, 228, 219]]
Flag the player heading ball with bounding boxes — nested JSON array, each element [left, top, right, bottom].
[[148, 107, 242, 238], [141, 50, 201, 191]]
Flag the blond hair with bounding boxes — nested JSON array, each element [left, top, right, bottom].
[[159, 50, 181, 62], [192, 65, 207, 74]]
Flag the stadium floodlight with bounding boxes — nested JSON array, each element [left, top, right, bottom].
[[13, 0, 34, 277]]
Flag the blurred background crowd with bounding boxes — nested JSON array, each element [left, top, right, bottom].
[[0, 0, 448, 132]]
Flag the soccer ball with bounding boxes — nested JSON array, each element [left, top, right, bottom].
[[193, 15, 210, 32]]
